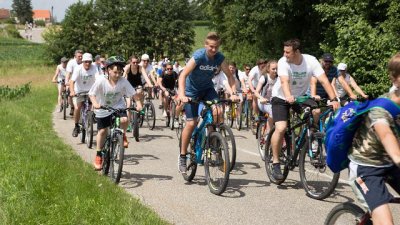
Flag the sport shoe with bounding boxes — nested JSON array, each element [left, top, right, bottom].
[[272, 163, 284, 180], [158, 104, 163, 109], [69, 107, 74, 116], [174, 119, 179, 128], [94, 155, 102, 170], [59, 105, 63, 112], [72, 126, 79, 137], [123, 134, 129, 148], [178, 155, 187, 173], [127, 124, 132, 132], [163, 110, 167, 117]]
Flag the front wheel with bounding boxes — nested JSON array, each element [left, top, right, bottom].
[[145, 102, 156, 130], [170, 101, 176, 130], [299, 135, 340, 200], [62, 93, 68, 120], [132, 111, 140, 142], [85, 111, 94, 148], [204, 132, 230, 195], [324, 203, 370, 225], [257, 121, 268, 161], [109, 133, 125, 184], [180, 133, 197, 182], [218, 124, 236, 172]]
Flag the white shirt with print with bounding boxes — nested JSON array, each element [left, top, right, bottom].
[[89, 77, 136, 118], [272, 54, 324, 100], [212, 71, 228, 92], [248, 66, 262, 87], [71, 64, 98, 94]]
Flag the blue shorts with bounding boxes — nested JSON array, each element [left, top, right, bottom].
[[184, 87, 218, 120], [349, 161, 400, 212]]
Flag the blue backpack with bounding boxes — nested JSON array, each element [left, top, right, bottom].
[[325, 97, 400, 173]]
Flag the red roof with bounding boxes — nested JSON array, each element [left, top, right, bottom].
[[33, 10, 51, 20], [0, 8, 10, 19]]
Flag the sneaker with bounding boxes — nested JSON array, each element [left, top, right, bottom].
[[174, 119, 179, 128], [94, 155, 102, 170], [127, 124, 132, 133], [59, 105, 63, 112], [69, 107, 74, 116], [272, 163, 284, 180], [158, 104, 163, 109], [72, 126, 79, 137], [163, 110, 167, 117], [123, 134, 129, 148], [178, 155, 187, 173]]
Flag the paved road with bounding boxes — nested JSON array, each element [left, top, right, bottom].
[[53, 98, 400, 225], [19, 28, 45, 43]]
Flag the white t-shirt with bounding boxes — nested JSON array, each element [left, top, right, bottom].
[[239, 71, 250, 89], [272, 54, 324, 100], [248, 66, 262, 88], [212, 71, 228, 92], [335, 73, 351, 97], [140, 63, 154, 76], [56, 64, 67, 81], [258, 74, 277, 100], [89, 77, 136, 118], [71, 64, 98, 94], [66, 58, 79, 74]]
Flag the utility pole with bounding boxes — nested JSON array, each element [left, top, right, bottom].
[[51, 6, 53, 23]]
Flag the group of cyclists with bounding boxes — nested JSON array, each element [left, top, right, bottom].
[[52, 32, 400, 225]]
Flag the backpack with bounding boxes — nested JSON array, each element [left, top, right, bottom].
[[325, 97, 400, 173]]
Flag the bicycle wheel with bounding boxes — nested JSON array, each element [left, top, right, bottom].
[[132, 111, 140, 142], [180, 133, 197, 181], [235, 103, 242, 131], [101, 139, 110, 175], [62, 93, 68, 120], [324, 203, 370, 225], [204, 132, 230, 195], [299, 135, 340, 200], [257, 121, 268, 161], [109, 133, 125, 184], [170, 101, 176, 130], [145, 102, 156, 130], [264, 127, 290, 185], [165, 112, 170, 127], [85, 111, 94, 148], [229, 103, 234, 128], [176, 112, 186, 140], [218, 124, 236, 172]]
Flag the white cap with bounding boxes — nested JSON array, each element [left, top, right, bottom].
[[82, 53, 93, 62], [141, 54, 150, 60], [338, 63, 347, 71]]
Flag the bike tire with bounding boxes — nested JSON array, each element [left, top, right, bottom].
[[132, 111, 140, 142], [204, 132, 230, 195], [229, 104, 234, 128], [101, 140, 110, 176], [218, 124, 236, 172], [170, 101, 176, 130], [109, 133, 125, 184], [257, 121, 268, 161], [62, 93, 68, 120], [299, 136, 340, 200], [180, 132, 197, 181], [324, 202, 370, 225], [80, 126, 86, 144], [264, 127, 290, 185], [165, 113, 170, 127], [85, 111, 94, 148], [145, 102, 156, 130], [235, 104, 242, 131]]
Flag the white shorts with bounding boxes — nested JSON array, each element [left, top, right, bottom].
[[257, 101, 272, 117]]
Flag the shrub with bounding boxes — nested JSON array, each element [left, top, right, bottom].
[[35, 20, 46, 27]]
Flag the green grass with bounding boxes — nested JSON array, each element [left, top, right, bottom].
[[0, 36, 169, 225]]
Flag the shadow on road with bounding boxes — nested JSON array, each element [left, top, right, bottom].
[[123, 153, 160, 166], [223, 177, 269, 198], [120, 171, 173, 189], [230, 161, 261, 176], [138, 134, 174, 142]]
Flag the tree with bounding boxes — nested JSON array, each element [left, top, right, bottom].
[[12, 0, 33, 24]]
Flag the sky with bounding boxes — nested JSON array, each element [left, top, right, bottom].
[[0, 0, 88, 22]]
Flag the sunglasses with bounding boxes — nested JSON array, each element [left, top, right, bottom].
[[166, 68, 173, 71], [83, 61, 92, 63]]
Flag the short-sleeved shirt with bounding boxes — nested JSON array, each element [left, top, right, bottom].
[[89, 77, 136, 118], [212, 71, 228, 92], [71, 64, 98, 93], [248, 66, 262, 88], [258, 74, 277, 101], [185, 48, 225, 97], [316, 66, 338, 98], [272, 54, 324, 100], [349, 97, 400, 167], [239, 71, 250, 89], [161, 71, 178, 90], [56, 64, 67, 81], [335, 73, 352, 98], [66, 58, 79, 74]]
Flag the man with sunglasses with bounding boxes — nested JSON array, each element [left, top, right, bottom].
[[159, 63, 179, 118], [70, 53, 99, 137]]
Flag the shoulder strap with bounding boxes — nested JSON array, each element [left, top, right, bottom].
[[358, 98, 400, 118]]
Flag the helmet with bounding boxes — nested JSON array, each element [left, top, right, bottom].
[[106, 56, 126, 68]]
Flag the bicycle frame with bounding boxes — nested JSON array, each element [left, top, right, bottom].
[[192, 104, 214, 164]]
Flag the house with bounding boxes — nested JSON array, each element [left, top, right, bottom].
[[0, 8, 10, 20], [33, 10, 51, 23]]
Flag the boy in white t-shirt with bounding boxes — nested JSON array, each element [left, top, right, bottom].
[[52, 57, 68, 112], [89, 56, 136, 170], [70, 53, 98, 137]]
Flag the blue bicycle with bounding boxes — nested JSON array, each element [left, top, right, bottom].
[[179, 99, 230, 195]]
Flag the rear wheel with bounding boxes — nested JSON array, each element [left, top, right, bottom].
[[132, 111, 140, 142], [264, 127, 290, 185], [324, 203, 370, 225], [180, 133, 197, 182], [235, 103, 242, 131], [85, 111, 94, 148], [299, 134, 340, 200], [257, 121, 268, 161], [218, 124, 236, 172], [109, 133, 125, 184]]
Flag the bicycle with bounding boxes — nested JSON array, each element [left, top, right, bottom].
[[264, 97, 340, 200], [57, 79, 69, 120], [256, 112, 270, 161], [100, 106, 132, 184], [179, 99, 230, 195], [76, 92, 94, 148], [141, 88, 156, 130], [164, 88, 177, 129], [325, 197, 399, 224], [130, 100, 141, 142]]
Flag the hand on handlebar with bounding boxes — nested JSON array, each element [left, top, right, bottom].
[[179, 94, 190, 103], [93, 103, 101, 109], [328, 100, 340, 111], [286, 95, 295, 104]]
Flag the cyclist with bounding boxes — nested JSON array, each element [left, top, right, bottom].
[[70, 53, 99, 137], [93, 55, 106, 77], [347, 53, 400, 225], [66, 49, 83, 116], [270, 39, 340, 180], [248, 59, 267, 120], [239, 64, 252, 118], [140, 53, 158, 90], [52, 57, 68, 112], [178, 32, 239, 173], [159, 63, 179, 118], [89, 56, 136, 170], [332, 62, 368, 105], [310, 53, 338, 100], [254, 60, 278, 135]]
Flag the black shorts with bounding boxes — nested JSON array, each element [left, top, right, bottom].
[[96, 111, 127, 130], [349, 162, 400, 212], [271, 97, 318, 123]]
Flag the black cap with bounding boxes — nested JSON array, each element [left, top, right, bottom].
[[322, 53, 334, 62]]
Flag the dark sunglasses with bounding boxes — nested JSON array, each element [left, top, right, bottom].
[[166, 68, 173, 71]]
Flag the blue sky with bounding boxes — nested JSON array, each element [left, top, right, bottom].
[[0, 0, 88, 22]]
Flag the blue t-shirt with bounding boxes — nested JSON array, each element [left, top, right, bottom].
[[185, 48, 225, 97], [316, 65, 338, 98]]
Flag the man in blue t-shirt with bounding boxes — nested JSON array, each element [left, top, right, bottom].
[[311, 53, 338, 99], [177, 32, 239, 173]]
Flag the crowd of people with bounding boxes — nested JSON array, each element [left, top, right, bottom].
[[52, 32, 400, 225]]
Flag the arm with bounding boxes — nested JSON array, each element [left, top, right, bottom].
[[52, 66, 60, 83], [140, 66, 153, 87], [248, 73, 256, 93], [159, 76, 166, 91], [374, 122, 400, 167], [123, 64, 130, 78], [349, 76, 368, 98], [337, 75, 357, 99], [178, 57, 196, 102], [221, 60, 236, 95], [316, 73, 340, 110], [310, 76, 320, 100], [331, 77, 340, 97], [69, 80, 76, 96], [240, 77, 248, 93], [89, 95, 100, 109], [280, 75, 294, 103]]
